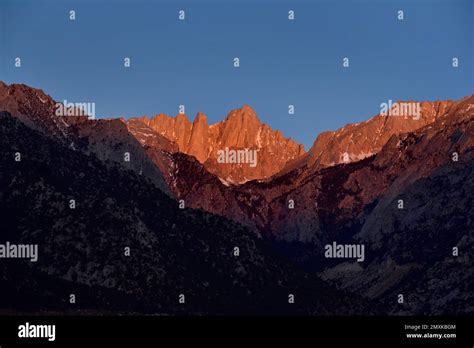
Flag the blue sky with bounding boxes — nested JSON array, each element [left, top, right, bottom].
[[1, 0, 473, 149]]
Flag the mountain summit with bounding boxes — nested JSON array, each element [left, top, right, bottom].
[[133, 105, 305, 183]]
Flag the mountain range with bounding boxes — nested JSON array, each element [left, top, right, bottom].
[[0, 80, 472, 315]]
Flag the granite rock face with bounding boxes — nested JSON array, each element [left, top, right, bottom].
[[133, 104, 305, 183]]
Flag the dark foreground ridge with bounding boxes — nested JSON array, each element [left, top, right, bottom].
[[0, 112, 370, 315]]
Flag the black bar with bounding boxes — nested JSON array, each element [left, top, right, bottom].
[[0, 316, 472, 346]]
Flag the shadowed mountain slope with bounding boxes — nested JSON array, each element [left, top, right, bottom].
[[0, 112, 370, 315]]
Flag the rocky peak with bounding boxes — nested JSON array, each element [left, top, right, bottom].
[[194, 111, 208, 124], [217, 105, 263, 149], [0, 82, 67, 137], [130, 105, 305, 183], [306, 99, 458, 170], [187, 112, 210, 162]]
